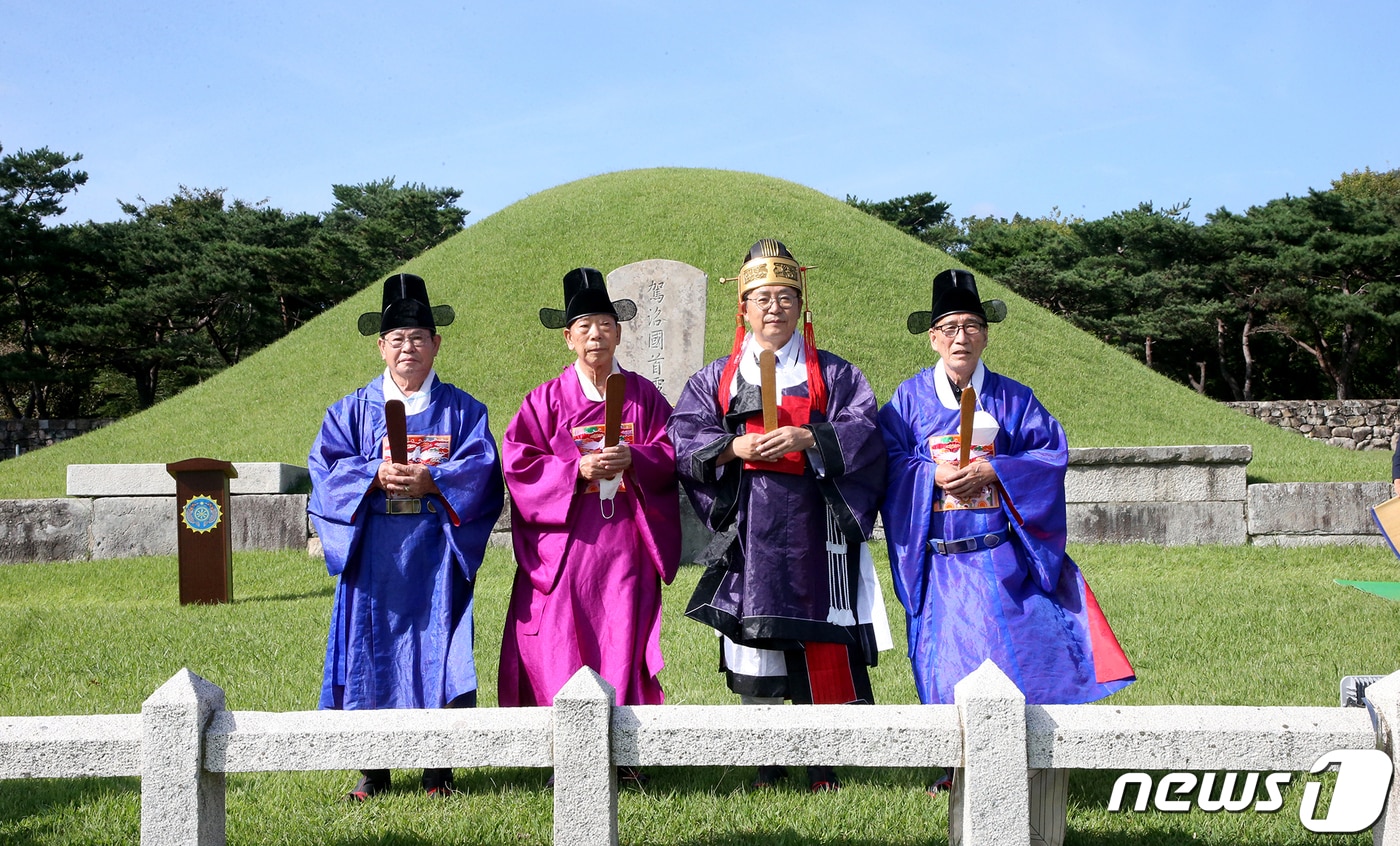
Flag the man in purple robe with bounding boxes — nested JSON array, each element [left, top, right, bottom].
[[880, 269, 1134, 794], [309, 273, 504, 801], [499, 268, 681, 734], [668, 240, 889, 793]]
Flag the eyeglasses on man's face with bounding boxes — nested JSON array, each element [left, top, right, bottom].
[[382, 331, 434, 350], [932, 321, 987, 339], [745, 293, 800, 311]]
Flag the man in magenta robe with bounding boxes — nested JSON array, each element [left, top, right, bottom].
[[499, 268, 681, 731]]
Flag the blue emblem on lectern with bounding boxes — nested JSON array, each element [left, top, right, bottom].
[[182, 495, 221, 533]]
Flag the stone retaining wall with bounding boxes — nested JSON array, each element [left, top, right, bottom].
[[0, 418, 115, 461], [1065, 445, 1251, 545], [1227, 400, 1400, 450], [1248, 482, 1395, 546], [0, 449, 1395, 565], [0, 463, 314, 565]]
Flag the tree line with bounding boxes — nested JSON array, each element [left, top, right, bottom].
[[6, 142, 1393, 418], [849, 169, 1400, 401], [0, 144, 467, 418]]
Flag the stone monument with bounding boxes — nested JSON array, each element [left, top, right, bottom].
[[607, 259, 711, 561], [607, 259, 708, 406]]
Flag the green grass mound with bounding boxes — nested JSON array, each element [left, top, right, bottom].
[[0, 167, 1385, 499]]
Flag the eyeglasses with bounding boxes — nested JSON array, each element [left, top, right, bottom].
[[932, 322, 987, 339], [382, 332, 434, 349], [745, 293, 800, 310]]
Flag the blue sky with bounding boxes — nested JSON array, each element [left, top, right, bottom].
[[4, 1, 1396, 227]]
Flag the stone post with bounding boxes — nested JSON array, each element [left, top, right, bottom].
[[952, 660, 1028, 846], [553, 668, 617, 846], [1366, 671, 1400, 846], [140, 669, 226, 846]]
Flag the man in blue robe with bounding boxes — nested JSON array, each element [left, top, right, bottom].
[[880, 269, 1134, 793], [669, 240, 889, 793], [309, 273, 504, 800]]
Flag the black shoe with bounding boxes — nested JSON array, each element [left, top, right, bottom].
[[927, 772, 953, 795], [421, 768, 457, 797], [752, 765, 789, 789], [807, 766, 840, 793], [344, 773, 389, 802]]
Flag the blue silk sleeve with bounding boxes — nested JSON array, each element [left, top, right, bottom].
[[878, 382, 936, 617]]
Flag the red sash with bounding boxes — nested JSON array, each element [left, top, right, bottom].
[[803, 641, 858, 704], [740, 395, 811, 474], [716, 318, 829, 476]]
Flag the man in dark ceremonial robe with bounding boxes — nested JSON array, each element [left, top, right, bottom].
[[668, 240, 889, 792]]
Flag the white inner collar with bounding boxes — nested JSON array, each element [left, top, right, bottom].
[[933, 359, 985, 410], [735, 331, 806, 392], [383, 368, 437, 416], [574, 359, 622, 402]]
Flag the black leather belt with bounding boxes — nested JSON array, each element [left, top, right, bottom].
[[928, 529, 1007, 555]]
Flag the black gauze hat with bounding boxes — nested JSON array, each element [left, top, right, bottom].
[[358, 273, 456, 336], [539, 267, 637, 330], [907, 269, 1007, 334]]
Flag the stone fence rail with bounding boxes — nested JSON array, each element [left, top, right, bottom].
[[1228, 399, 1400, 451], [1, 664, 1395, 846]]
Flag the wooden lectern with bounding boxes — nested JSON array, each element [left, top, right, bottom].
[[1373, 495, 1400, 560], [165, 457, 238, 605]]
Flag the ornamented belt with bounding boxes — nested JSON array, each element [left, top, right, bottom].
[[928, 529, 1007, 555]]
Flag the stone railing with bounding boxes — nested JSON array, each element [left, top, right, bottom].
[[1228, 400, 1400, 451], [1, 664, 1394, 846]]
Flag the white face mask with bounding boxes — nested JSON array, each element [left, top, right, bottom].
[[970, 410, 1000, 447]]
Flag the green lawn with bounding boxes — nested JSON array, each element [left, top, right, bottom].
[[0, 169, 1387, 501], [2, 543, 1397, 844]]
